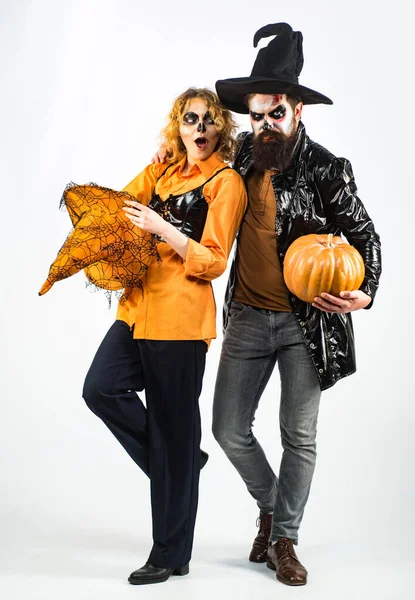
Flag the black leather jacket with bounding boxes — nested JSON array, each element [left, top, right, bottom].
[[223, 122, 382, 390]]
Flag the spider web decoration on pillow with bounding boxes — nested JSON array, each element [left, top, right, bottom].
[[39, 183, 160, 305]]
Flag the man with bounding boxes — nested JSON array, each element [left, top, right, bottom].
[[212, 22, 381, 586]]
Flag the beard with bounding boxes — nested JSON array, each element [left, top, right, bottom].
[[252, 125, 298, 173]]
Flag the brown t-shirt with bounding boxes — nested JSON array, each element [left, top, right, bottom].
[[233, 169, 291, 312]]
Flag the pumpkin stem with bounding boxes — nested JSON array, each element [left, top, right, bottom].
[[326, 233, 333, 247]]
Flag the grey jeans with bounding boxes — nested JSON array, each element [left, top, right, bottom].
[[212, 301, 321, 544]]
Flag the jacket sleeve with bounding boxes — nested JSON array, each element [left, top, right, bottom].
[[317, 157, 382, 307], [184, 170, 248, 281]]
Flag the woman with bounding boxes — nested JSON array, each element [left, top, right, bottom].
[[82, 88, 247, 585]]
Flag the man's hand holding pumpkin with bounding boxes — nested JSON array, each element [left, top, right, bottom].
[[312, 290, 371, 313]]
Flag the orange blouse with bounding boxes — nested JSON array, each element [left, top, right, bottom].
[[116, 152, 247, 344]]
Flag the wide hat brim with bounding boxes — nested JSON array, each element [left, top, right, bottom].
[[216, 76, 333, 114]]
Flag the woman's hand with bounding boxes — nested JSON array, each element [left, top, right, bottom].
[[123, 199, 189, 260], [123, 201, 167, 237], [312, 290, 371, 313]]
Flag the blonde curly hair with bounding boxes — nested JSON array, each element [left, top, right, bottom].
[[159, 88, 237, 164]]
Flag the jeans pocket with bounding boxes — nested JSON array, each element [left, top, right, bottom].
[[229, 300, 246, 319]]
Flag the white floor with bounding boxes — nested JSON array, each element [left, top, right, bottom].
[[1, 525, 412, 600]]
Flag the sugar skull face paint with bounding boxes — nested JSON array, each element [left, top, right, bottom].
[[179, 99, 219, 167], [248, 94, 302, 138], [182, 111, 215, 132]]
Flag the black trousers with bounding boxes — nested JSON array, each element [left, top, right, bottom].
[[82, 320, 206, 568]]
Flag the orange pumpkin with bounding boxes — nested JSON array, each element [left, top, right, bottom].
[[283, 233, 365, 303]]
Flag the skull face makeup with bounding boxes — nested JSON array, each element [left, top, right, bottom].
[[248, 94, 303, 172], [248, 94, 301, 139], [179, 99, 220, 168]]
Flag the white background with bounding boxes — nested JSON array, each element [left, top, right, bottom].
[[1, 1, 414, 598]]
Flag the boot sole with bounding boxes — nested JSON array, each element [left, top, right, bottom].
[[266, 561, 306, 586], [128, 564, 189, 585], [249, 555, 267, 563]]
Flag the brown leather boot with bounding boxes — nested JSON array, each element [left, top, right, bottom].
[[249, 512, 272, 563], [266, 538, 307, 586]]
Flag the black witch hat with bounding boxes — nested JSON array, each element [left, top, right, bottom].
[[216, 22, 333, 114]]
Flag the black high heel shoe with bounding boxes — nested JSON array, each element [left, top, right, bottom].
[[128, 562, 189, 585]]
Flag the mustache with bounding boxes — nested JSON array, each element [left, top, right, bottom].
[[255, 129, 290, 147], [257, 129, 283, 141]]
